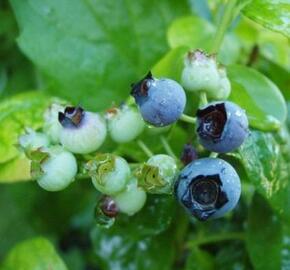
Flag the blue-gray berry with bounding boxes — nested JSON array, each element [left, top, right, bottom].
[[196, 101, 248, 153], [175, 158, 241, 221], [131, 72, 186, 127]]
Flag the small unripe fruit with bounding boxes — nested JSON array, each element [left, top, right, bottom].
[[136, 154, 178, 194], [43, 103, 64, 143], [37, 146, 77, 191], [113, 179, 147, 216], [86, 154, 131, 196], [106, 105, 145, 143], [181, 50, 231, 100], [59, 106, 107, 154], [19, 129, 50, 151]]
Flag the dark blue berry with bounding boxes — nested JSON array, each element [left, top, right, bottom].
[[131, 72, 186, 127], [175, 158, 241, 221], [196, 101, 248, 153]]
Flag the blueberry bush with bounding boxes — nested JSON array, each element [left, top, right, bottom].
[[0, 0, 290, 269]]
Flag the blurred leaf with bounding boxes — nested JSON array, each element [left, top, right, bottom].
[[185, 247, 215, 270], [0, 92, 60, 164], [188, 0, 212, 21], [254, 57, 290, 101], [1, 237, 68, 270], [152, 46, 190, 81], [10, 0, 189, 110], [238, 131, 290, 221], [0, 156, 30, 183], [90, 195, 176, 270], [247, 193, 282, 270], [167, 16, 241, 65], [228, 65, 287, 131], [243, 0, 290, 38]]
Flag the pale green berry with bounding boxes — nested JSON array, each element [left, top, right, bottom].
[[113, 178, 147, 216], [181, 50, 220, 94], [217, 67, 231, 100], [37, 146, 77, 191], [19, 129, 50, 151], [43, 103, 64, 143], [107, 105, 145, 143], [86, 154, 131, 196], [136, 154, 178, 194], [59, 106, 107, 154]]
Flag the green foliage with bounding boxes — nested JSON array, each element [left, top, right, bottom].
[[1, 237, 68, 270], [9, 0, 189, 110], [243, 0, 290, 38], [1, 0, 290, 269], [228, 65, 287, 131]]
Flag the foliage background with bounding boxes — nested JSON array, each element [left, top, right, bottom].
[[0, 0, 290, 269]]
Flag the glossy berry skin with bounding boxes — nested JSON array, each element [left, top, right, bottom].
[[113, 178, 147, 216], [37, 146, 77, 191], [196, 101, 248, 153], [59, 106, 107, 154], [131, 72, 186, 127], [107, 105, 145, 143], [175, 158, 241, 221]]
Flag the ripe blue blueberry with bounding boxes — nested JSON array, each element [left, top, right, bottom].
[[196, 101, 248, 153], [175, 158, 241, 221], [131, 72, 186, 127], [58, 106, 107, 154]]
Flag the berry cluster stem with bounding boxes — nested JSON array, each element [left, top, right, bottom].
[[180, 114, 197, 124], [211, 0, 239, 53], [199, 91, 208, 106], [187, 232, 244, 248], [137, 139, 153, 158], [160, 136, 177, 159]]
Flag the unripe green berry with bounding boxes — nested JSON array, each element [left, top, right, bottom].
[[43, 103, 64, 143], [37, 146, 77, 191], [113, 179, 147, 216], [59, 106, 107, 154], [19, 129, 50, 151], [107, 105, 145, 143], [136, 154, 178, 194], [181, 50, 231, 100], [86, 154, 131, 196]]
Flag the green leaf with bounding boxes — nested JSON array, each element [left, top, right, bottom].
[[247, 193, 282, 270], [167, 16, 241, 65], [10, 0, 189, 110], [0, 156, 31, 183], [238, 131, 290, 221], [1, 237, 68, 270], [91, 196, 176, 270], [228, 65, 287, 131], [152, 46, 190, 81], [185, 247, 215, 270], [0, 92, 60, 164], [243, 0, 290, 38]]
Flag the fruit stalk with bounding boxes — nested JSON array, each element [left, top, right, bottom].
[[211, 0, 239, 53]]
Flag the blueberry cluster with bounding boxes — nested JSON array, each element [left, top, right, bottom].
[[18, 49, 249, 224]]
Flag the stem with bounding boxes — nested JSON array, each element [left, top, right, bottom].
[[199, 91, 208, 106], [188, 232, 245, 248], [179, 114, 196, 124], [160, 136, 177, 159], [211, 0, 238, 53], [209, 152, 218, 158], [137, 139, 153, 158]]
